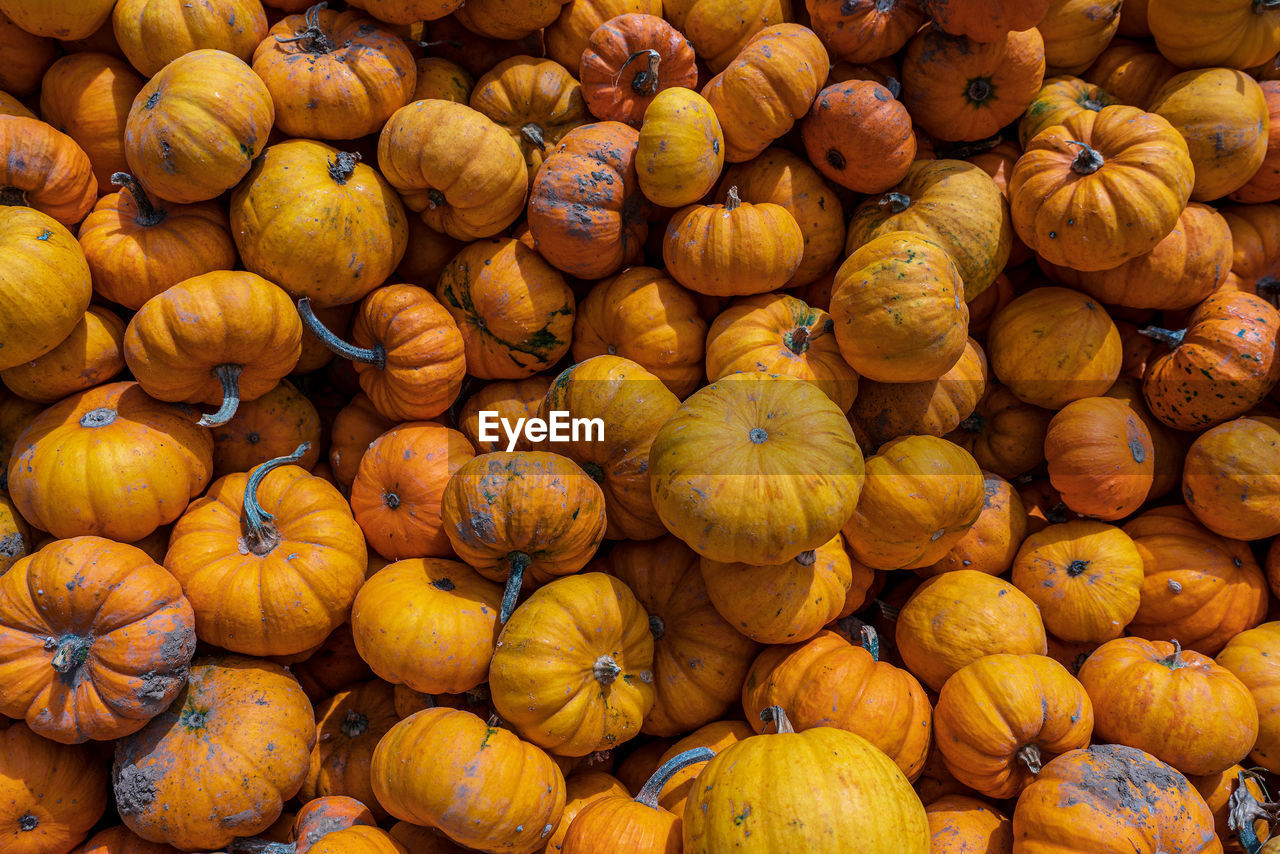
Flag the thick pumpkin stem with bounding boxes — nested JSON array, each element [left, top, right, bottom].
[[875, 598, 900, 622], [1082, 98, 1105, 111], [618, 49, 661, 97], [1137, 325, 1186, 348], [198, 364, 244, 427], [858, 623, 880, 662], [297, 297, 387, 369], [1065, 140, 1104, 175], [500, 551, 531, 624], [724, 186, 742, 211], [241, 442, 312, 556], [793, 549, 816, 567], [111, 172, 167, 227], [784, 326, 810, 354], [340, 709, 369, 737], [327, 152, 361, 186], [275, 2, 335, 53], [593, 654, 622, 686], [50, 634, 92, 678], [760, 705, 796, 734], [649, 614, 666, 640], [0, 186, 25, 206], [1159, 639, 1186, 670], [966, 78, 993, 105], [1228, 772, 1280, 854], [1255, 0, 1280, 11], [520, 122, 546, 150], [1017, 743, 1044, 775], [635, 747, 716, 809], [879, 191, 911, 213]]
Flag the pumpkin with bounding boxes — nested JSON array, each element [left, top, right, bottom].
[[635, 87, 723, 207], [648, 372, 865, 565], [124, 49, 273, 205], [1189, 765, 1271, 851], [471, 56, 587, 182], [457, 376, 551, 454], [896, 570, 1049, 692], [924, 795, 1013, 854], [1079, 637, 1259, 776], [77, 173, 236, 310], [0, 10, 54, 96], [986, 287, 1123, 409], [902, 28, 1045, 143], [604, 536, 759, 737], [919, 0, 1051, 42], [73, 826, 183, 853], [349, 422, 476, 561], [843, 436, 985, 572], [387, 822, 471, 853], [0, 90, 33, 118], [1009, 105, 1194, 271], [1019, 75, 1118, 148], [1149, 0, 1280, 69], [209, 380, 321, 479], [1150, 68, 1269, 202], [1044, 396, 1154, 520], [800, 80, 915, 194], [1010, 520, 1142, 643], [545, 0, 662, 69], [300, 681, 400, 819], [164, 444, 366, 656], [231, 141, 408, 309], [252, 6, 415, 140], [1217, 623, 1280, 772], [0, 492, 30, 576], [948, 384, 1054, 479], [38, 52, 143, 190], [1141, 291, 1280, 430], [809, 0, 924, 61], [304, 826, 407, 854], [0, 115, 96, 226], [377, 99, 527, 241], [345, 0, 462, 23], [742, 627, 932, 781], [662, 0, 792, 73], [0, 305, 124, 403], [921, 470, 1028, 578], [543, 771, 632, 853], [111, 0, 266, 77], [1123, 505, 1269, 656], [1223, 202, 1280, 289], [1037, 0, 1122, 75], [1102, 375, 1186, 501], [327, 394, 396, 490], [1011, 744, 1219, 851], [0, 536, 195, 744], [1232, 81, 1280, 204], [396, 220, 465, 289], [933, 653, 1093, 799], [578, 13, 696, 127], [412, 56, 473, 103], [112, 656, 315, 851], [845, 159, 1012, 301], [123, 271, 301, 427], [7, 382, 212, 542], [526, 121, 650, 279], [453, 0, 572, 40], [700, 24, 828, 163], [682, 707, 930, 852], [571, 267, 706, 398], [290, 796, 377, 847], [490, 572, 654, 756], [289, 624, 376, 703], [0, 722, 107, 854], [652, 722, 753, 817], [0, 1, 115, 39], [1081, 38, 1180, 110]]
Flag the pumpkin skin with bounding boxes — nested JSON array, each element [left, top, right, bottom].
[[578, 12, 696, 127], [436, 237, 575, 379], [663, 0, 792, 74], [327, 393, 396, 490], [1079, 637, 1258, 776], [571, 267, 707, 398], [1103, 375, 1185, 501], [349, 422, 476, 561], [458, 376, 553, 453], [545, 0, 663, 69], [0, 491, 30, 576], [653, 722, 753, 817], [350, 559, 501, 695], [1223, 202, 1280, 289], [0, 722, 108, 854], [636, 87, 723, 208], [39, 52, 144, 191], [845, 159, 1012, 302], [1142, 291, 1280, 431], [987, 287, 1123, 409], [934, 653, 1093, 799], [299, 681, 400, 819], [1019, 75, 1119, 148], [0, 10, 54, 97], [1232, 80, 1280, 204], [920, 0, 1051, 42], [706, 294, 858, 412], [1037, 0, 1122, 75], [948, 384, 1054, 480], [111, 0, 266, 78], [1011, 744, 1220, 852], [896, 570, 1049, 692], [453, 0, 572, 40], [0, 1, 115, 39], [1044, 396, 1154, 520], [801, 80, 915, 194], [372, 708, 565, 854], [1082, 38, 1180, 110], [536, 356, 679, 541], [124, 49, 274, 205], [1217, 623, 1280, 772], [742, 629, 932, 781], [291, 624, 376, 703], [1188, 765, 1271, 852], [490, 572, 655, 756], [0, 115, 97, 226], [526, 122, 650, 279], [1011, 520, 1142, 644], [164, 450, 367, 657], [843, 436, 986, 572], [112, 656, 315, 851], [344, 0, 462, 24], [305, 826, 407, 854], [682, 709, 930, 853], [0, 305, 124, 404], [1124, 505, 1268, 656], [830, 231, 969, 385], [808, 0, 924, 62], [77, 173, 236, 311], [648, 372, 865, 565], [543, 771, 632, 853], [924, 795, 1013, 854], [209, 380, 321, 478], [0, 537, 196, 744], [1149, 68, 1269, 202], [0, 90, 34, 118], [1149, 0, 1280, 70], [471, 56, 587, 183], [7, 382, 213, 542], [289, 796, 378, 846], [377, 99, 528, 241], [231, 140, 409, 308], [701, 24, 828, 163], [252, 7, 415, 141], [412, 56, 473, 103], [604, 536, 759, 737], [73, 826, 184, 853], [902, 28, 1046, 143], [921, 471, 1027, 578]]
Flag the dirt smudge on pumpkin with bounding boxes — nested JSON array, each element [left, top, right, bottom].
[[0, 532, 24, 558], [114, 763, 158, 816]]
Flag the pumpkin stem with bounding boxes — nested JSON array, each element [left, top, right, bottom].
[[857, 623, 880, 661], [616, 49, 661, 97], [1064, 140, 1104, 175], [50, 634, 92, 678], [198, 364, 244, 427], [275, 2, 335, 53], [1168, 579, 1183, 593], [784, 326, 810, 354], [227, 839, 296, 854], [935, 135, 1002, 159], [793, 549, 816, 567], [520, 122, 546, 150], [1046, 501, 1071, 525], [724, 186, 742, 211], [875, 598, 900, 622], [649, 613, 666, 640], [297, 297, 387, 369], [111, 172, 167, 227], [879, 192, 911, 213], [1082, 97, 1104, 111], [241, 442, 312, 556], [340, 709, 369, 737], [16, 813, 37, 832], [1017, 743, 1044, 775], [635, 747, 717, 809], [426, 188, 447, 209], [1255, 0, 1280, 11], [760, 705, 796, 734], [966, 77, 993, 105], [1159, 639, 1186, 669], [593, 654, 622, 686], [1228, 772, 1280, 854], [1066, 559, 1090, 577], [0, 186, 25, 206], [327, 151, 361, 186], [499, 551, 531, 624], [1137, 325, 1186, 348]]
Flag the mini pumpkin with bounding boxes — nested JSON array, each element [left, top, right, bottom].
[[1081, 37, 1180, 110], [1019, 75, 1119, 148], [1217, 622, 1280, 773], [919, 0, 1052, 42], [1044, 396, 1154, 519], [300, 681, 401, 819], [636, 87, 723, 207], [209, 380, 321, 479], [38, 52, 144, 190], [0, 305, 124, 404], [808, 0, 925, 62], [471, 55, 588, 182], [0, 722, 107, 854], [0, 114, 96, 226], [947, 385, 1053, 479], [578, 12, 696, 127], [111, 0, 267, 77], [662, 0, 790, 73], [1149, 0, 1280, 70], [924, 795, 1013, 854], [1037, 0, 1122, 75], [544, 0, 663, 70], [801, 80, 916, 194]]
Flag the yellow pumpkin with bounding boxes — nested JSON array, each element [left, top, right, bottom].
[[636, 87, 724, 207]]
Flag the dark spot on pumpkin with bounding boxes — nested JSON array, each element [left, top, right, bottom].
[[0, 532, 23, 559], [826, 149, 846, 170], [431, 577, 456, 591], [17, 813, 37, 831], [1066, 559, 1090, 577], [1129, 439, 1145, 463], [383, 491, 401, 510], [144, 92, 160, 109], [114, 764, 158, 816]]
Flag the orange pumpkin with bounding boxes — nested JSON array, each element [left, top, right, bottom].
[[801, 80, 916, 194], [921, 470, 1028, 577], [0, 305, 124, 404], [0, 1, 116, 40], [471, 55, 588, 182], [209, 380, 321, 479], [662, 0, 791, 73], [543, 771, 631, 853], [1188, 765, 1271, 852], [458, 376, 553, 453], [327, 393, 396, 489], [1232, 79, 1280, 204], [38, 52, 143, 190], [453, 0, 573, 40], [412, 56, 474, 103], [0, 722, 108, 854], [948, 384, 1054, 479], [0, 491, 30, 576], [545, 0, 663, 70], [652, 721, 753, 816], [72, 826, 184, 853], [578, 12, 696, 127], [924, 795, 1013, 854], [1149, 0, 1280, 71], [1217, 622, 1280, 773], [1044, 396, 1154, 519], [920, 0, 1051, 42], [110, 0, 267, 77], [809, 0, 924, 62], [0, 114, 97, 225], [1081, 37, 1179, 110], [1037, 0, 1122, 75], [0, 9, 55, 96]]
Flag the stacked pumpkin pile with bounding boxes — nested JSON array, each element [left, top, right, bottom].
[[6, 0, 1280, 851]]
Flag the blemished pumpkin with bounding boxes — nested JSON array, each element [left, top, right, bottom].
[[453, 0, 571, 40], [808, 0, 924, 62], [924, 795, 1013, 854], [1044, 396, 1154, 520], [662, 0, 790, 73], [0, 536, 196, 744], [1217, 622, 1280, 773], [164, 444, 367, 657], [920, 470, 1027, 578], [1148, 0, 1280, 70], [1011, 520, 1143, 643], [209, 379, 321, 479], [636, 87, 723, 207], [0, 722, 108, 854], [231, 139, 409, 308], [124, 49, 274, 205], [1082, 38, 1180, 110], [1079, 637, 1259, 776], [470, 55, 588, 182], [919, 0, 1051, 42], [543, 771, 632, 853], [300, 681, 401, 819], [1103, 377, 1186, 502], [800, 80, 915, 194], [490, 572, 655, 756], [0, 114, 97, 226], [112, 655, 315, 851], [38, 51, 144, 190], [328, 393, 397, 489], [648, 372, 865, 565], [110, 0, 266, 78], [933, 653, 1093, 799], [6, 382, 213, 542], [0, 305, 125, 404], [1232, 80, 1280, 203], [458, 376, 553, 454], [578, 12, 696, 127], [1037, 0, 1122, 75], [1223, 202, 1280, 290], [412, 56, 474, 103], [1189, 764, 1271, 851], [545, 0, 663, 70], [0, 492, 30, 576], [1019, 75, 1119, 148]]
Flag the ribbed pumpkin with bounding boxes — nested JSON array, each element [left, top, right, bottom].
[[0, 10, 55, 96], [0, 722, 107, 854], [1217, 622, 1280, 772], [808, 0, 924, 62], [38, 52, 143, 190], [0, 115, 96, 226], [1081, 38, 1180, 110], [1019, 75, 1119, 148], [110, 0, 266, 77], [457, 376, 553, 453], [0, 492, 30, 576], [662, 0, 790, 73], [412, 56, 474, 103], [921, 470, 1028, 577], [470, 56, 587, 182], [543, 771, 631, 853], [0, 305, 124, 404], [72, 825, 184, 853], [924, 795, 1013, 854], [299, 681, 400, 820], [1149, 0, 1280, 71], [1044, 396, 1154, 519], [1223, 202, 1280, 289], [578, 12, 697, 127], [209, 380, 320, 478], [545, 0, 664, 70], [1037, 0, 1121, 75], [1232, 80, 1280, 204]]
